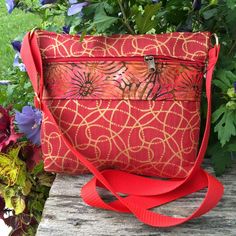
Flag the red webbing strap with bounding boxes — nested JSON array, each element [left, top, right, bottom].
[[21, 32, 224, 227]]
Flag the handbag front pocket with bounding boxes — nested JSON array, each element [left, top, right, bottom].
[[41, 56, 205, 178], [43, 56, 205, 102]]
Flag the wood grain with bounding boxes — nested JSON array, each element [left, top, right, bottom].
[[36, 162, 236, 236]]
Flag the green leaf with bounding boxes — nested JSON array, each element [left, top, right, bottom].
[[79, 30, 87, 42], [32, 161, 44, 176], [91, 7, 118, 33], [37, 173, 55, 187], [227, 145, 236, 152], [211, 154, 232, 176], [135, 3, 161, 34], [202, 8, 218, 20], [3, 187, 15, 210], [7, 84, 17, 97], [214, 110, 236, 146], [227, 88, 236, 98], [213, 80, 229, 91], [215, 70, 236, 92], [11, 196, 26, 215], [210, 0, 218, 5], [226, 0, 236, 10], [208, 143, 232, 176], [212, 105, 226, 123], [31, 200, 44, 212], [0, 144, 27, 187], [211, 153, 232, 176], [0, 153, 20, 186], [226, 101, 236, 110], [22, 180, 32, 196]]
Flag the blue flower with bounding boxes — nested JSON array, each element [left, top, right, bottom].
[[11, 40, 21, 52], [40, 0, 57, 5], [62, 25, 70, 34], [13, 53, 26, 72], [67, 1, 88, 16], [11, 40, 25, 71], [234, 81, 236, 94], [5, 0, 15, 13], [192, 0, 201, 11], [15, 106, 42, 146]]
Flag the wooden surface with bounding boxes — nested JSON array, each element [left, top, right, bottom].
[[36, 162, 236, 236]]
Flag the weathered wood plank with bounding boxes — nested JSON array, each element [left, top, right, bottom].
[[36, 162, 236, 236]]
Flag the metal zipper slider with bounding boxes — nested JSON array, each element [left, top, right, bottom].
[[144, 55, 156, 73]]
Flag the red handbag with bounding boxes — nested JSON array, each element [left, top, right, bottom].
[[21, 30, 224, 227]]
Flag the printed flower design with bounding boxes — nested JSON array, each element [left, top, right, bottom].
[[124, 62, 174, 100], [43, 61, 202, 101], [15, 106, 42, 146], [44, 63, 78, 97], [174, 64, 203, 100], [66, 70, 113, 98], [0, 106, 21, 151]]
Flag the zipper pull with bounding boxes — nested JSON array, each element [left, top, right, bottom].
[[144, 55, 156, 73]]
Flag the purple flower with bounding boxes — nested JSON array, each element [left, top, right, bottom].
[[5, 0, 15, 13], [15, 106, 42, 146], [192, 0, 201, 11], [11, 41, 25, 71], [40, 0, 57, 5], [67, 1, 88, 16], [62, 25, 70, 34], [152, 0, 159, 3], [11, 40, 21, 52], [234, 81, 236, 94]]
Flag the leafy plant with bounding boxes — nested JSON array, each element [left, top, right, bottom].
[[0, 143, 54, 235]]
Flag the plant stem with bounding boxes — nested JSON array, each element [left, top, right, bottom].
[[117, 0, 135, 34], [228, 40, 236, 56]]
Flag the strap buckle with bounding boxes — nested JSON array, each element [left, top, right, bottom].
[[212, 33, 219, 46], [34, 92, 42, 110], [29, 27, 40, 38]]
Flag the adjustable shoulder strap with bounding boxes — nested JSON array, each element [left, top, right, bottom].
[[21, 31, 224, 227]]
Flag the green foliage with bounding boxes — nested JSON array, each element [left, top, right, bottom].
[[208, 142, 233, 176], [0, 144, 28, 215], [135, 4, 161, 34], [213, 109, 236, 146], [0, 68, 34, 110], [0, 1, 41, 76], [90, 7, 119, 33], [0, 144, 54, 233], [0, 144, 27, 187]]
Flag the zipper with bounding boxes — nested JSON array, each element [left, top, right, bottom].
[[144, 56, 156, 73], [45, 55, 205, 73]]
